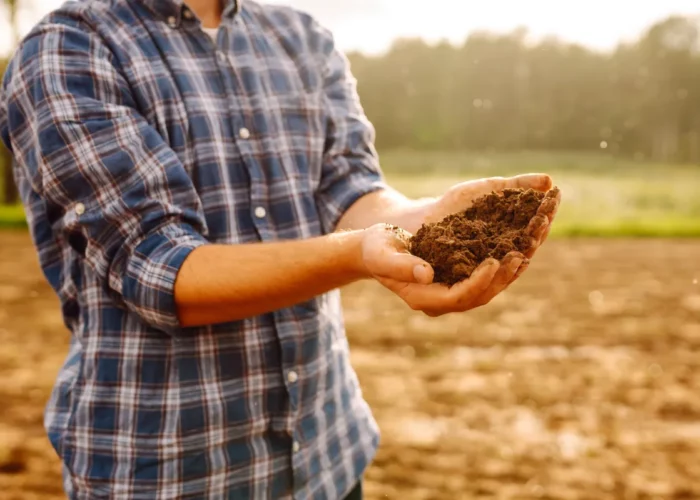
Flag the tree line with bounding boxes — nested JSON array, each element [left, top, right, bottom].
[[2, 15, 699, 204], [348, 16, 700, 163]]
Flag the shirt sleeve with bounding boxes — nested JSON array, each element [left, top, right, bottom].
[[312, 22, 387, 234], [0, 19, 209, 335]]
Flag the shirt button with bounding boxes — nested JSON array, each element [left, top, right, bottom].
[[239, 127, 251, 139], [182, 9, 193, 19], [167, 16, 177, 28], [287, 371, 298, 383], [254, 206, 266, 219], [217, 51, 227, 63], [292, 441, 300, 453], [74, 203, 86, 216]]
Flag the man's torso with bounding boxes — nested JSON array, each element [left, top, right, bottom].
[[10, 1, 379, 498]]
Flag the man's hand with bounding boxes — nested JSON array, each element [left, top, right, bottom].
[[359, 223, 524, 316], [426, 173, 553, 223], [421, 173, 560, 261], [357, 177, 562, 316], [360, 224, 435, 285]]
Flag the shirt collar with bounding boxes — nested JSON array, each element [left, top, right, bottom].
[[138, 0, 241, 23]]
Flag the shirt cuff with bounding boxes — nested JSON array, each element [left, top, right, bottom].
[[317, 172, 387, 234], [121, 223, 209, 336]]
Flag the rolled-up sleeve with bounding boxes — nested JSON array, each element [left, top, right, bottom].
[[313, 22, 386, 233], [1, 21, 209, 334]]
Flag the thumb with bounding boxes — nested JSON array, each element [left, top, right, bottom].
[[374, 252, 434, 285]]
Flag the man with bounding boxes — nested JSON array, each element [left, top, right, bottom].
[[0, 0, 559, 498]]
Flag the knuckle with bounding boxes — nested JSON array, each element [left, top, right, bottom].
[[471, 294, 490, 308], [471, 300, 487, 310], [454, 295, 476, 310], [453, 295, 467, 308], [533, 214, 548, 226], [497, 276, 511, 288], [407, 301, 422, 312]]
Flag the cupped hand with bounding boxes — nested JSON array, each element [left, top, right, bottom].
[[361, 180, 562, 316], [360, 224, 527, 316], [427, 173, 554, 225], [428, 173, 561, 266]]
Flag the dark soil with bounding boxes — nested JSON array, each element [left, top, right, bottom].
[[3, 231, 700, 500], [410, 188, 557, 285]]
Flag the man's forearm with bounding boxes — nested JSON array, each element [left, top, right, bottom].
[[337, 187, 436, 234], [174, 230, 365, 327]]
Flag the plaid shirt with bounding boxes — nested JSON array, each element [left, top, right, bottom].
[[0, 0, 384, 498]]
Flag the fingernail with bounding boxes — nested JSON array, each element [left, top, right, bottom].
[[413, 264, 432, 284], [510, 258, 523, 271], [477, 258, 499, 273]]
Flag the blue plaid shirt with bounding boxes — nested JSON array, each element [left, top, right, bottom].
[[0, 0, 384, 498]]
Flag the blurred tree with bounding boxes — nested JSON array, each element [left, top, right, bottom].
[[350, 15, 700, 164], [0, 11, 697, 205], [1, 0, 19, 205]]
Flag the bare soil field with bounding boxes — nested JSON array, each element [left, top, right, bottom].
[[1, 230, 699, 499]]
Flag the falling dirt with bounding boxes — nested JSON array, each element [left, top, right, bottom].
[[410, 188, 558, 285], [1, 231, 700, 499]]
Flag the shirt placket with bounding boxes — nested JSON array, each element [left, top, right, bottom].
[[213, 22, 271, 243], [213, 18, 305, 490], [277, 316, 306, 468]]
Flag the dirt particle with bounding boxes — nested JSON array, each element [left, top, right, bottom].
[[385, 223, 411, 246], [410, 187, 558, 285]]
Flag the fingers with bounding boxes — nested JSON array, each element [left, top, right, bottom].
[[526, 214, 549, 239], [447, 258, 500, 307], [538, 187, 562, 246], [477, 174, 553, 193], [378, 259, 499, 313], [537, 187, 561, 222], [363, 223, 435, 284], [380, 252, 533, 317], [471, 253, 524, 307], [386, 225, 414, 249], [510, 173, 553, 192], [377, 278, 450, 310], [509, 258, 530, 285], [524, 214, 549, 258], [413, 262, 434, 284], [524, 186, 562, 258]]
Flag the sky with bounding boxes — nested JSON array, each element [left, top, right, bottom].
[[7, 0, 700, 55]]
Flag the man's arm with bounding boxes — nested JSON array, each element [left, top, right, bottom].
[[1, 19, 214, 336], [337, 176, 555, 234], [303, 16, 559, 316], [337, 186, 434, 234], [2, 15, 441, 332], [174, 224, 438, 327], [174, 233, 364, 327], [0, 17, 430, 333]]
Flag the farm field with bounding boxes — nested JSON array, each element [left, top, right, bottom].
[[379, 150, 700, 237], [1, 231, 699, 499], [2, 151, 700, 236]]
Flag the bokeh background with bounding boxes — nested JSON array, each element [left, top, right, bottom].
[[1, 1, 700, 499]]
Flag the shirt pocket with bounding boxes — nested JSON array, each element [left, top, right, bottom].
[[269, 91, 326, 191]]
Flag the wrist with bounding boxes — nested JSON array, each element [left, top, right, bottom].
[[333, 229, 369, 282], [397, 197, 438, 234]]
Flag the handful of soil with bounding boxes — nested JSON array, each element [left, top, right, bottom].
[[409, 187, 559, 286]]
